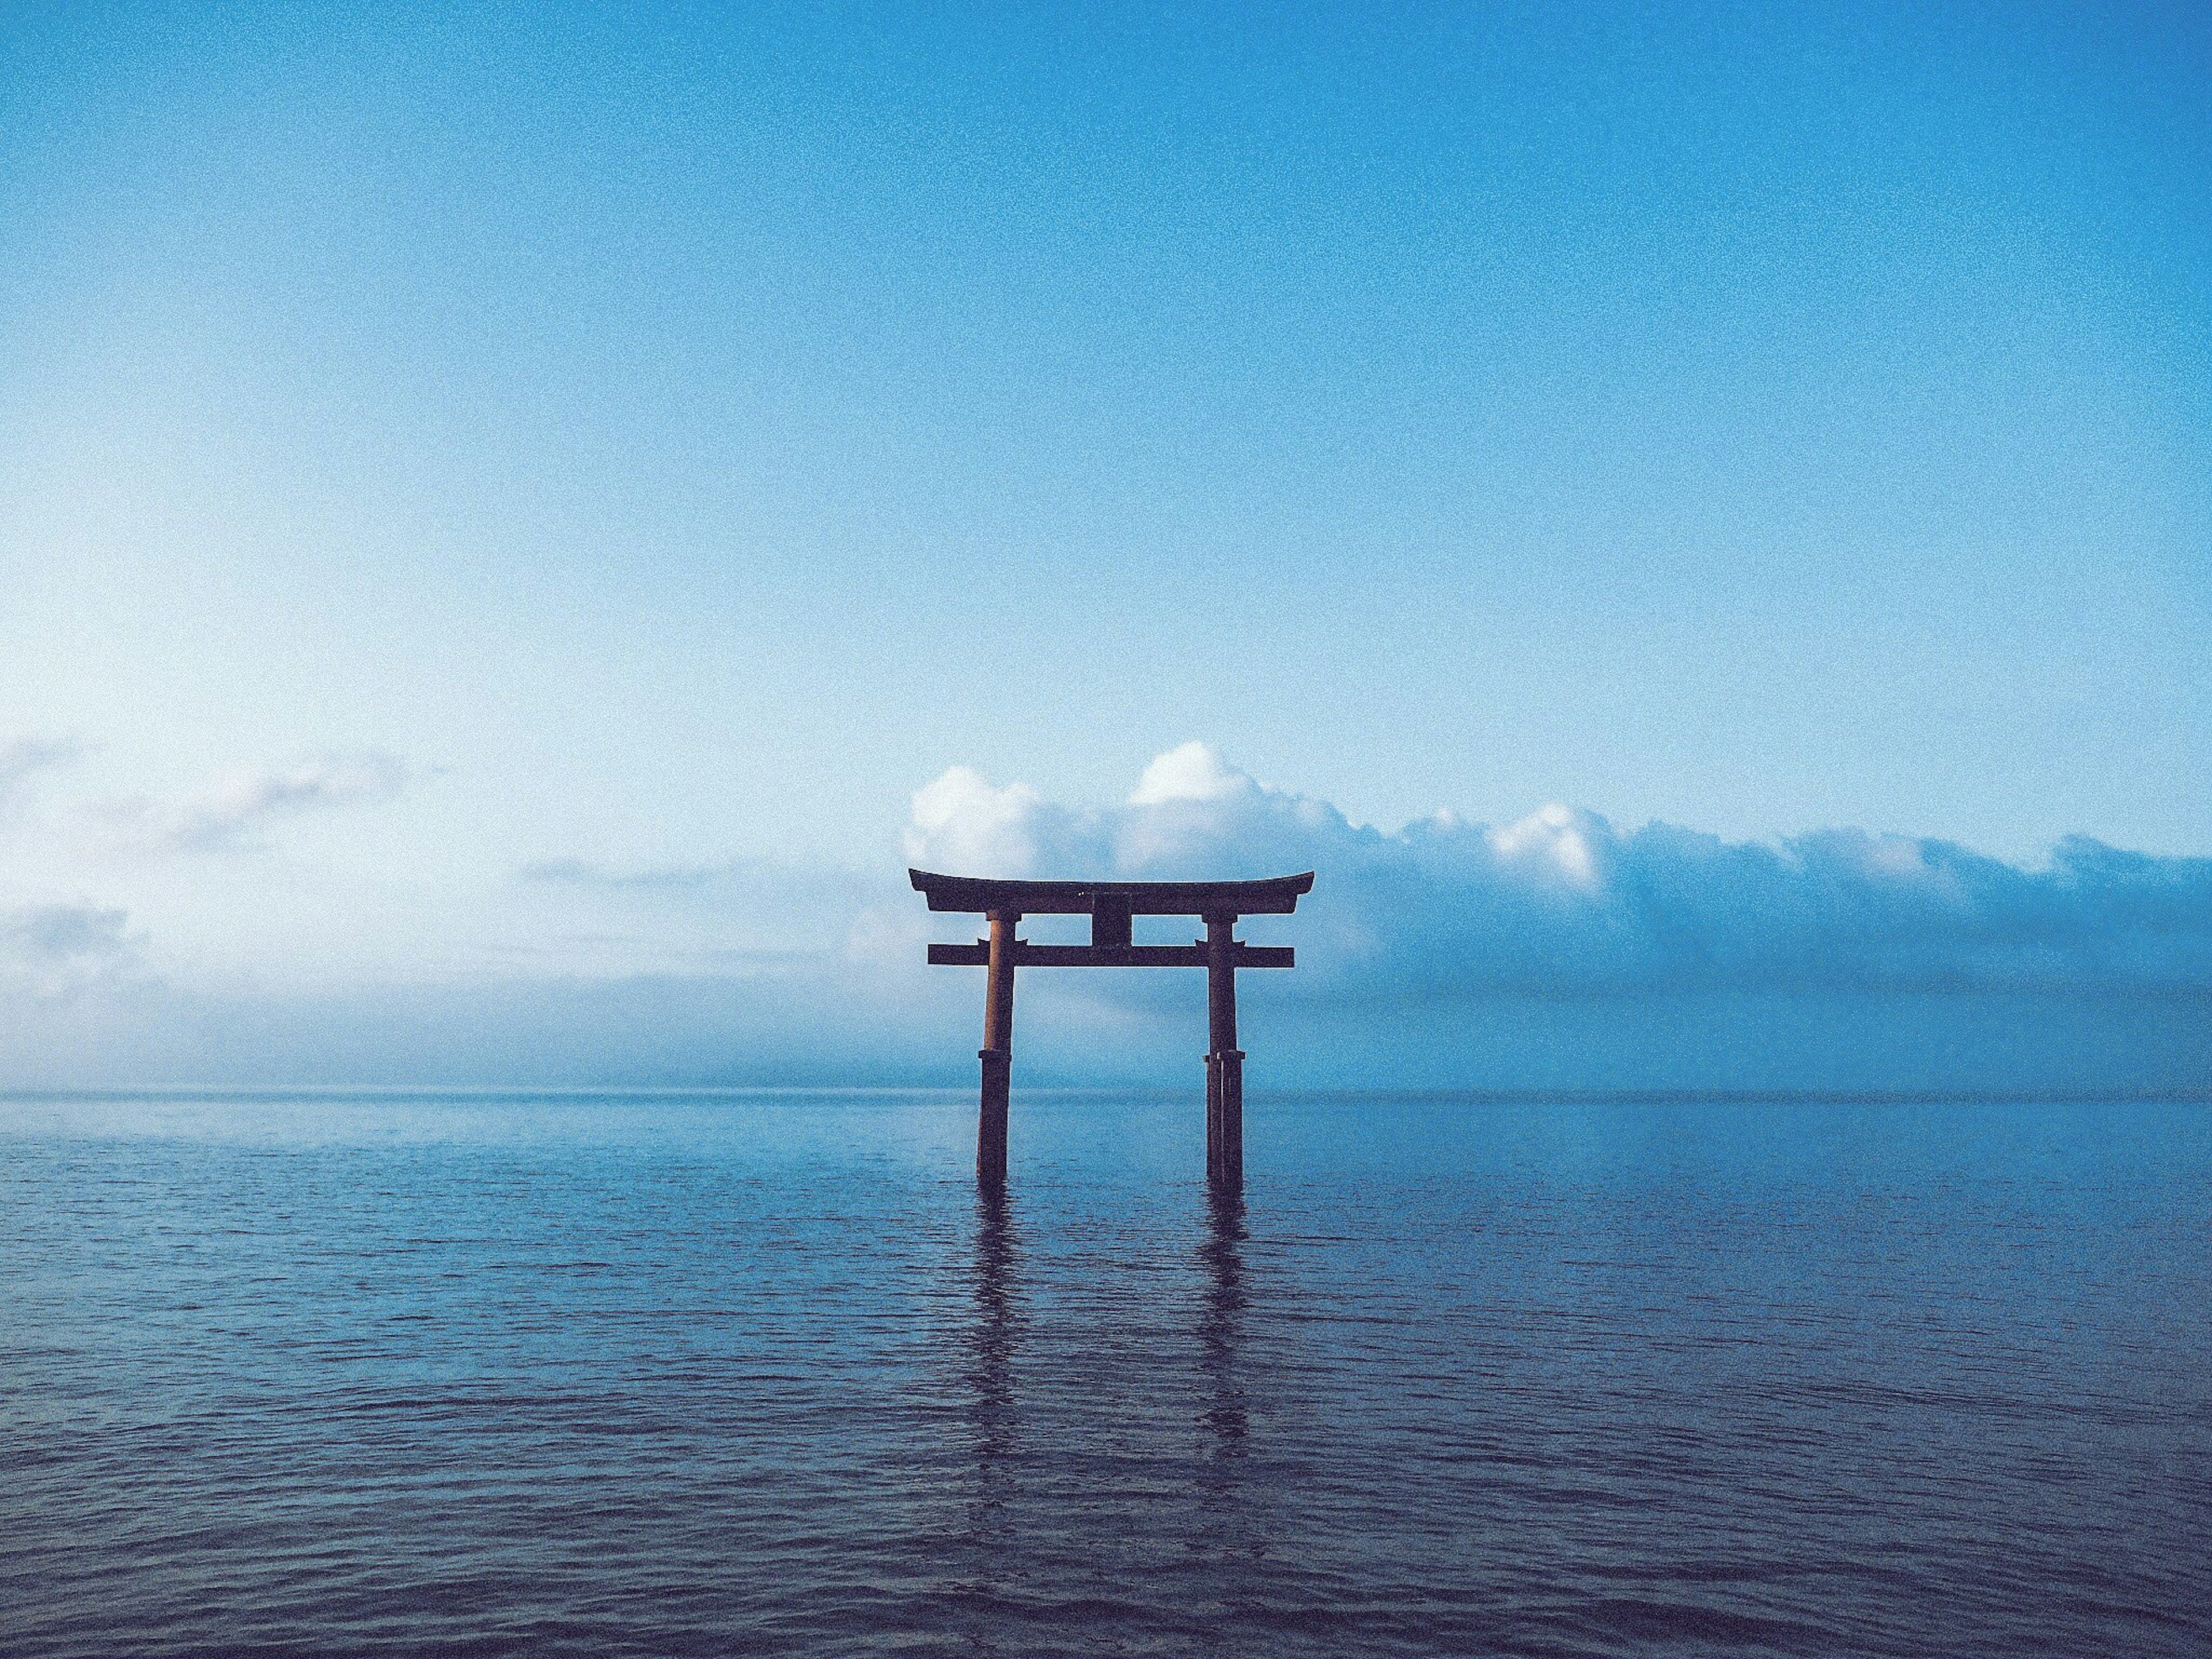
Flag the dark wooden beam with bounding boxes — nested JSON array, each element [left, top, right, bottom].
[[911, 869, 1313, 916], [927, 941, 1294, 969], [1205, 914, 1244, 1188], [977, 912, 1015, 1187]]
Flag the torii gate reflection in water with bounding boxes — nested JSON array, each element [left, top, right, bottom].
[[911, 869, 1315, 1190]]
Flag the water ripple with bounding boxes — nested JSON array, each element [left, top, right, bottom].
[[2, 1090, 2208, 1656]]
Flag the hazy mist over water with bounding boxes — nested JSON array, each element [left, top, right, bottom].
[[4, 1089, 2207, 1657]]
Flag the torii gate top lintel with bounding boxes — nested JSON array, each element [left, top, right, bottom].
[[908, 868, 1314, 919]]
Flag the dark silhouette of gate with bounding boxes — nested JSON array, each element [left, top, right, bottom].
[[911, 869, 1314, 1190]]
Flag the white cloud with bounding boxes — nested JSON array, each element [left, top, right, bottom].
[[1487, 802, 1604, 888], [905, 745, 2212, 995], [110, 753, 407, 853], [0, 902, 133, 998], [0, 736, 83, 812], [904, 766, 1053, 877], [1129, 741, 1255, 806], [521, 857, 734, 892]]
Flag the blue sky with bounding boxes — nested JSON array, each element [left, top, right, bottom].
[[2, 3, 2207, 1086]]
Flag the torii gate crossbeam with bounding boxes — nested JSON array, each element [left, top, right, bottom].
[[911, 869, 1315, 1191]]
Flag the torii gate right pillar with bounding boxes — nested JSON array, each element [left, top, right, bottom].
[[1204, 914, 1244, 1189]]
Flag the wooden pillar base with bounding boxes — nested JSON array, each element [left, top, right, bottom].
[[978, 1047, 1010, 1186], [1205, 1048, 1244, 1189]]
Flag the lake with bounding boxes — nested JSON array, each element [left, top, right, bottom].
[[3, 1089, 2207, 1657]]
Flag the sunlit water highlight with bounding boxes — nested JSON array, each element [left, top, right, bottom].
[[3, 1089, 2207, 1657]]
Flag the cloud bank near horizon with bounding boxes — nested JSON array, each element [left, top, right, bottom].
[[2, 740, 2207, 1090], [903, 743, 2212, 999]]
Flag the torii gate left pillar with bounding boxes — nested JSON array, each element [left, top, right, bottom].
[[977, 910, 1016, 1186], [912, 869, 1314, 1193]]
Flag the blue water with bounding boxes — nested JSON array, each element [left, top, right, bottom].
[[3, 1089, 2207, 1657]]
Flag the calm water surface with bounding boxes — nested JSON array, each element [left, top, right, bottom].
[[3, 1090, 2207, 1657]]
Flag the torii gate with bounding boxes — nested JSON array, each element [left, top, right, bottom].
[[911, 868, 1315, 1190]]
